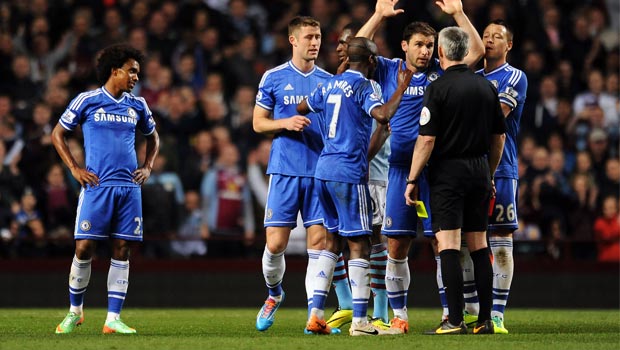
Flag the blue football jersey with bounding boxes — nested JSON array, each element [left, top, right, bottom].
[[255, 61, 332, 177], [374, 57, 443, 167], [59, 87, 156, 186], [476, 63, 528, 179], [307, 69, 384, 184]]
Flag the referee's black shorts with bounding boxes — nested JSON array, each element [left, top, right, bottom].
[[428, 156, 492, 233]]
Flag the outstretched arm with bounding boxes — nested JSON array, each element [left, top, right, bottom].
[[436, 0, 484, 68], [357, 0, 404, 39]]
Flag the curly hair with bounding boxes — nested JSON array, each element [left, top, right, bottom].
[[95, 44, 145, 85]]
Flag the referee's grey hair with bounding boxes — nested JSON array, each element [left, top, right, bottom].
[[438, 26, 469, 61]]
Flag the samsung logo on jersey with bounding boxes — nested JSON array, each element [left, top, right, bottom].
[[94, 113, 138, 124], [283, 95, 307, 105], [404, 86, 426, 96]]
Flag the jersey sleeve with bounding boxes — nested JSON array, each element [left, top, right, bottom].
[[306, 84, 325, 113], [498, 69, 527, 111], [255, 71, 275, 111], [136, 97, 156, 135], [374, 56, 395, 88], [59, 93, 89, 131], [419, 83, 440, 136], [358, 80, 383, 116]]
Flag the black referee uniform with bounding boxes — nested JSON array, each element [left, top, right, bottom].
[[420, 63, 506, 232], [419, 63, 506, 332]]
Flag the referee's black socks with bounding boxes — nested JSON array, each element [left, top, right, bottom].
[[439, 249, 464, 326], [470, 247, 493, 323]]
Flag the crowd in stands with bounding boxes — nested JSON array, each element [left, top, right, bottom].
[[0, 0, 617, 262]]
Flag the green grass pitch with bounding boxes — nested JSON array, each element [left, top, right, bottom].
[[1, 308, 618, 350]]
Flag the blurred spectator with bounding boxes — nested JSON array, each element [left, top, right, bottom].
[[13, 189, 46, 257], [128, 27, 149, 54], [567, 173, 598, 259], [64, 8, 99, 89], [147, 10, 177, 66], [522, 75, 559, 144], [598, 158, 620, 204], [170, 190, 208, 258], [587, 128, 611, 183], [573, 70, 619, 129], [247, 138, 270, 226], [1, 54, 43, 121], [20, 102, 57, 192], [39, 162, 75, 255], [0, 140, 25, 208], [547, 130, 575, 175], [593, 195, 620, 262], [200, 142, 254, 257], [141, 150, 184, 258], [173, 51, 205, 94], [182, 130, 215, 192], [555, 59, 581, 99]]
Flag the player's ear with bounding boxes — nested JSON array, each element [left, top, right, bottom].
[[401, 40, 408, 53], [506, 40, 513, 52]]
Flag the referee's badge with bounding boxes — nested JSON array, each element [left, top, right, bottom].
[[420, 107, 431, 125]]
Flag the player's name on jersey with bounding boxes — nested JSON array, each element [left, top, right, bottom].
[[94, 112, 138, 125], [283, 95, 308, 105], [404, 85, 426, 96], [320, 79, 354, 97]]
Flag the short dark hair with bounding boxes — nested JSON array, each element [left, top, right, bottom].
[[347, 37, 378, 62], [402, 22, 436, 42], [288, 16, 320, 36], [489, 19, 513, 41], [96, 44, 145, 85]]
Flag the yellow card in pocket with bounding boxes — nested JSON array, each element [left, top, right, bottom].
[[415, 201, 428, 218]]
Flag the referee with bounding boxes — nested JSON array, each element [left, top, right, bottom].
[[403, 26, 506, 335]]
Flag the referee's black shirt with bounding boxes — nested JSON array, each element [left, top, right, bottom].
[[418, 64, 506, 160]]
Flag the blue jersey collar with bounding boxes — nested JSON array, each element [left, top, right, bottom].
[[101, 86, 126, 103]]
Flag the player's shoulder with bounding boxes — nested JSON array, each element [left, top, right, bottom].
[[504, 64, 527, 85], [258, 62, 289, 86], [314, 65, 333, 78], [123, 93, 152, 113], [68, 88, 103, 110], [264, 62, 290, 76]]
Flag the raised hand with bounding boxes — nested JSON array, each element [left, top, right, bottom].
[[397, 59, 414, 89], [376, 0, 404, 18], [283, 115, 311, 132], [435, 0, 463, 15]]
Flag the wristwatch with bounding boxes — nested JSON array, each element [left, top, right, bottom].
[[406, 177, 417, 185]]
